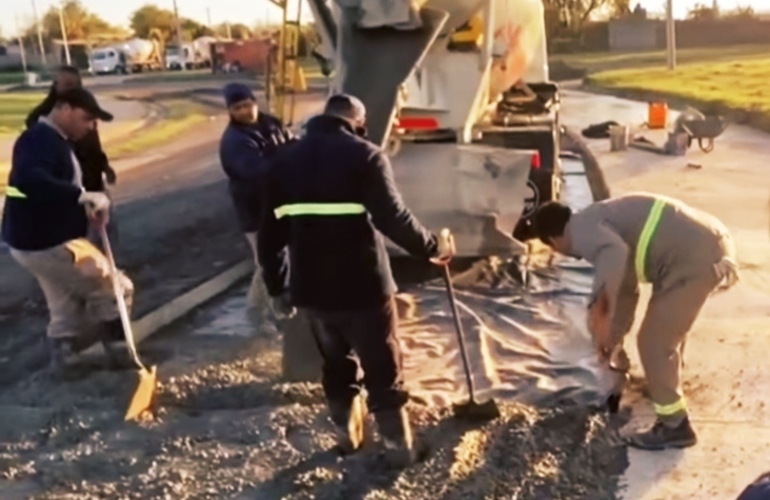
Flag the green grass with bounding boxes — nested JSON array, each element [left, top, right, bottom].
[[103, 99, 208, 158], [585, 56, 770, 132], [1, 98, 208, 190], [551, 43, 770, 75], [0, 72, 26, 86], [0, 93, 46, 137]]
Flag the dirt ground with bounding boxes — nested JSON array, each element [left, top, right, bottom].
[[0, 277, 629, 500]]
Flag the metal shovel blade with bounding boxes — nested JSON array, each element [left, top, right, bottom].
[[99, 225, 158, 422], [452, 398, 501, 421], [125, 365, 157, 421]]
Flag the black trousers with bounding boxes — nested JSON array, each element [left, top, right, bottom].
[[303, 296, 408, 420]]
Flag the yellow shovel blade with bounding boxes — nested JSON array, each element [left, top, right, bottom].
[[125, 365, 158, 422]]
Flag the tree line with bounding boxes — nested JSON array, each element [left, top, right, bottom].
[[15, 0, 261, 48]]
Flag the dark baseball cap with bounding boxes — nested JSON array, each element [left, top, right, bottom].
[[56, 88, 114, 122]]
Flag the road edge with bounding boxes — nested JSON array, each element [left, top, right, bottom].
[[83, 259, 253, 358]]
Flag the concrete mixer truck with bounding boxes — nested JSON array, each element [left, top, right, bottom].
[[304, 0, 561, 257]]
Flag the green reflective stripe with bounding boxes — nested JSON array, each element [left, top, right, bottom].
[[274, 203, 366, 219], [3, 186, 27, 199], [654, 398, 687, 416], [635, 199, 667, 283]]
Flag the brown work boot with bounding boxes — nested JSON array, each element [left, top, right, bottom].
[[330, 395, 367, 455], [625, 417, 697, 450], [374, 408, 422, 468]]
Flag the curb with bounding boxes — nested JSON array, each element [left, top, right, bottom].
[[83, 259, 253, 358]]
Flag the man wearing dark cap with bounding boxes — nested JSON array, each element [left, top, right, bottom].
[[26, 65, 118, 248], [737, 472, 770, 500], [258, 93, 454, 467], [532, 194, 738, 450], [2, 88, 134, 374], [218, 82, 294, 317]]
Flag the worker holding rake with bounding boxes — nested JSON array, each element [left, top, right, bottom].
[[533, 193, 739, 450]]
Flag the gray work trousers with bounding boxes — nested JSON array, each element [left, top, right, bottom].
[[244, 232, 270, 311], [612, 231, 736, 417], [10, 238, 134, 340]]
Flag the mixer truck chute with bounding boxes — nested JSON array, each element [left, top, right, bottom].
[[303, 0, 561, 256]]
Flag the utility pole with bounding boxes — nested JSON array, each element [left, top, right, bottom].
[[30, 0, 48, 67], [207, 7, 212, 28], [226, 22, 232, 40], [172, 0, 186, 71], [665, 0, 677, 70], [59, 0, 71, 65], [15, 14, 28, 75]]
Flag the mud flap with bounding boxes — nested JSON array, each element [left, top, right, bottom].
[[387, 143, 531, 257], [337, 6, 450, 147]]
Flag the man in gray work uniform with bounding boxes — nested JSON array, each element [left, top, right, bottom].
[[533, 193, 739, 450]]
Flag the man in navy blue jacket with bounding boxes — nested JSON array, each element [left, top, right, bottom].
[[25, 65, 119, 249], [218, 83, 293, 316], [258, 94, 454, 467], [1, 88, 133, 374]]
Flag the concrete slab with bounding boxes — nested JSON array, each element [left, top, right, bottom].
[[560, 88, 770, 500]]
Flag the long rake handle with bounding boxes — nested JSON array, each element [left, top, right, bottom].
[[442, 265, 477, 402], [99, 225, 146, 372]]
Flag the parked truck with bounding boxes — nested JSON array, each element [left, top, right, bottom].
[[90, 38, 163, 74], [166, 37, 216, 70], [305, 0, 561, 255]]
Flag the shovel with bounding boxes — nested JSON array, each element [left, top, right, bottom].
[[441, 264, 501, 421], [99, 225, 157, 421]]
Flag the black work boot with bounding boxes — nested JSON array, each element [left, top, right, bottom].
[[100, 319, 133, 369], [625, 416, 698, 450], [329, 395, 367, 455], [609, 345, 631, 373], [48, 337, 78, 376], [374, 408, 422, 468]]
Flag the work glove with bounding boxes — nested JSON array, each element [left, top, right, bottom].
[[104, 166, 117, 185], [79, 191, 111, 217], [270, 292, 297, 320], [430, 228, 456, 266], [713, 256, 739, 292], [587, 288, 613, 362]]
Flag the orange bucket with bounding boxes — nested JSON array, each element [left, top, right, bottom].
[[648, 102, 668, 129]]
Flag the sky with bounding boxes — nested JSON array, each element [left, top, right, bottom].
[[1, 0, 768, 39]]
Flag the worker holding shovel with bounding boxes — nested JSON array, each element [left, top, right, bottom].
[[533, 193, 739, 450], [1, 88, 134, 375], [258, 94, 454, 467]]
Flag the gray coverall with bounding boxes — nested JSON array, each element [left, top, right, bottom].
[[566, 193, 737, 419]]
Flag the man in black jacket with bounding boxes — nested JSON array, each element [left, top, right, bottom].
[[258, 94, 454, 466], [26, 65, 118, 247], [218, 83, 293, 316]]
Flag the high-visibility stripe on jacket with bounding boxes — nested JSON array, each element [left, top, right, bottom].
[[3, 186, 27, 199], [274, 202, 366, 219], [635, 198, 667, 283]]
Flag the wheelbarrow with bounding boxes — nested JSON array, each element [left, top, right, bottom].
[[680, 115, 728, 154]]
